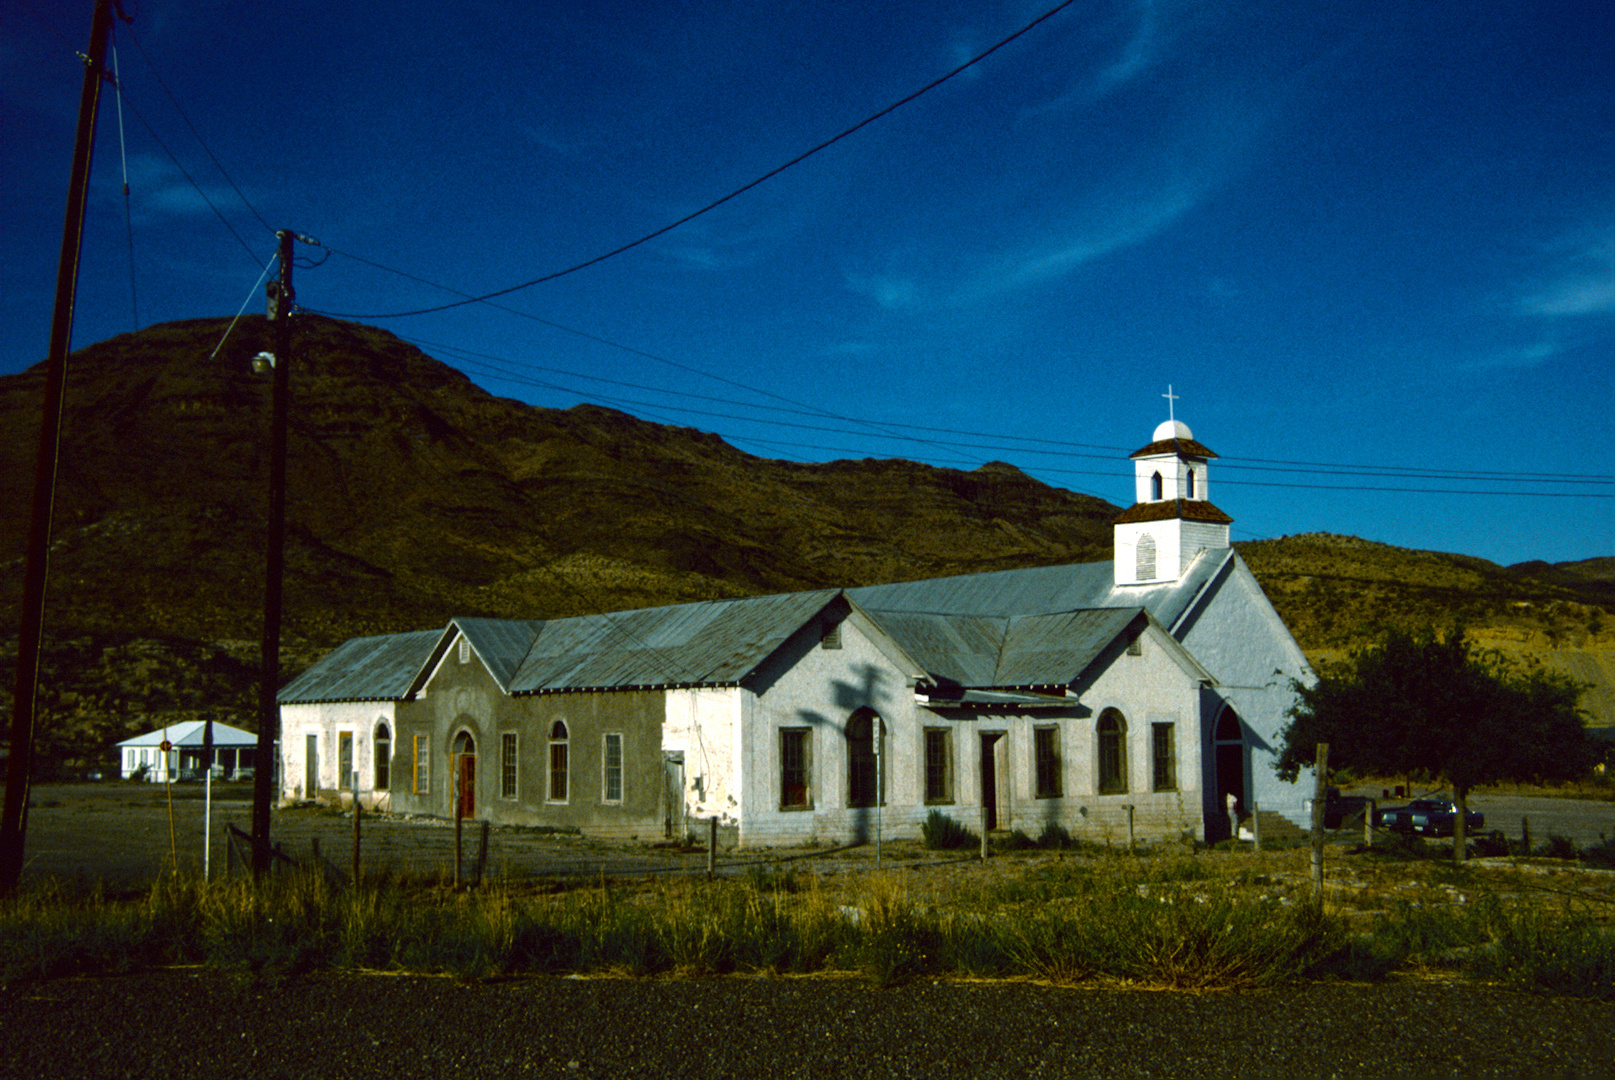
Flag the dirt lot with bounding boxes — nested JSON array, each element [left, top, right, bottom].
[[18, 781, 712, 890], [16, 781, 1615, 893]]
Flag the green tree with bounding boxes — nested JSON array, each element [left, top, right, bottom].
[[1276, 627, 1593, 861]]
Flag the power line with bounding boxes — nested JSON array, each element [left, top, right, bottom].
[[312, 0, 1082, 320], [413, 332, 1612, 492], [388, 323, 1613, 487], [441, 346, 1609, 500], [108, 70, 266, 265], [121, 21, 276, 235]]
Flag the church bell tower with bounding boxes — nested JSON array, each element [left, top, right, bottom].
[[1113, 394, 1232, 586]]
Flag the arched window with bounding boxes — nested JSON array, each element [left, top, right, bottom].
[[374, 721, 391, 791], [1151, 471, 1164, 500], [846, 709, 885, 808], [548, 720, 569, 802], [1186, 468, 1197, 499], [1098, 709, 1128, 794], [1136, 533, 1157, 581]]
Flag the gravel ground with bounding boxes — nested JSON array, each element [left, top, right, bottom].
[[2, 971, 1610, 1079]]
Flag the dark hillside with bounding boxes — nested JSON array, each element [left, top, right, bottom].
[[0, 318, 1117, 771], [1, 318, 1608, 770]]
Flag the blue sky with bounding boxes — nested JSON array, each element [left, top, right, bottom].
[[4, 0, 1611, 566]]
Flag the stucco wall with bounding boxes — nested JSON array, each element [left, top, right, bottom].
[[733, 613, 1209, 848], [1176, 555, 1315, 827], [387, 637, 666, 838], [278, 701, 397, 808], [663, 687, 742, 834]]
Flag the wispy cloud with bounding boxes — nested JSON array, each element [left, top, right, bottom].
[[1519, 224, 1615, 318], [1024, 0, 1170, 116], [102, 154, 249, 224], [843, 271, 923, 311], [989, 183, 1199, 291]]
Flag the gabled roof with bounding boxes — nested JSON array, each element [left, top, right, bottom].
[[845, 549, 1234, 633], [505, 589, 840, 693], [452, 617, 547, 688], [117, 720, 259, 747], [279, 552, 1241, 704], [279, 630, 441, 704], [862, 607, 1144, 689]]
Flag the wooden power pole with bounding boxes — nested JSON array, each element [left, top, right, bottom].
[[0, 0, 116, 897], [250, 230, 295, 877]]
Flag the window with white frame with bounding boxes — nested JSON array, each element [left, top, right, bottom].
[[1098, 709, 1128, 795], [548, 721, 569, 802], [602, 732, 623, 803], [501, 732, 518, 799], [1034, 725, 1061, 798]]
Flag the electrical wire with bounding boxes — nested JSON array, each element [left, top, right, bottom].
[[108, 73, 264, 265], [112, 46, 139, 331], [442, 347, 1608, 500], [401, 332, 1612, 496], [121, 21, 275, 236], [313, 0, 1083, 320]]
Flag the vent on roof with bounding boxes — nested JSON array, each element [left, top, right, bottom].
[[1127, 636, 1143, 657], [821, 620, 842, 650], [458, 638, 470, 664]]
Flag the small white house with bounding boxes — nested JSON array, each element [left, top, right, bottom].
[[116, 720, 259, 782]]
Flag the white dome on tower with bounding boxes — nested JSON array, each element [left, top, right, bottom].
[[1153, 418, 1193, 442]]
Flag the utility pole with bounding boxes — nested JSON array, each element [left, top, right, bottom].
[[0, 0, 116, 898], [251, 230, 295, 878]]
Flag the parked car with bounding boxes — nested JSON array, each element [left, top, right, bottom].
[[1377, 796, 1484, 836]]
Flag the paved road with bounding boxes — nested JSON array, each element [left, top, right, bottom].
[[1340, 786, 1615, 847], [2, 970, 1611, 1079]]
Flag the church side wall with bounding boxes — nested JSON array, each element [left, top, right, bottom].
[[1043, 625, 1208, 844], [1177, 555, 1315, 826], [739, 615, 921, 847], [278, 701, 397, 810], [663, 687, 743, 839], [734, 618, 1207, 848], [389, 649, 665, 839]]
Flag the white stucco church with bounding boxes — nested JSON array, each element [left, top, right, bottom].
[[278, 411, 1316, 846]]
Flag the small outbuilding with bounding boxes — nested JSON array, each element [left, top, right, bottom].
[[115, 720, 259, 782]]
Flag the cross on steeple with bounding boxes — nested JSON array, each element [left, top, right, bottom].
[[1163, 385, 1179, 423]]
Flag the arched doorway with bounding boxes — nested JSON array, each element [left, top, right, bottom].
[[452, 730, 476, 818], [1215, 706, 1246, 822], [846, 709, 885, 809], [373, 722, 391, 791]]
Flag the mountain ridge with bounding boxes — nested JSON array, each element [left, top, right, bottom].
[[2, 317, 1609, 771]]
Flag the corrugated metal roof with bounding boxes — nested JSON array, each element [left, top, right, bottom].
[[861, 606, 1142, 689], [845, 549, 1232, 631], [994, 608, 1141, 687], [278, 630, 441, 703], [509, 589, 840, 692], [117, 720, 259, 747], [918, 688, 1074, 709], [862, 611, 1005, 686], [279, 554, 1239, 703], [453, 617, 545, 690]]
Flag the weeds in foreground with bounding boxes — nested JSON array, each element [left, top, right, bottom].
[[3, 856, 1610, 997]]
